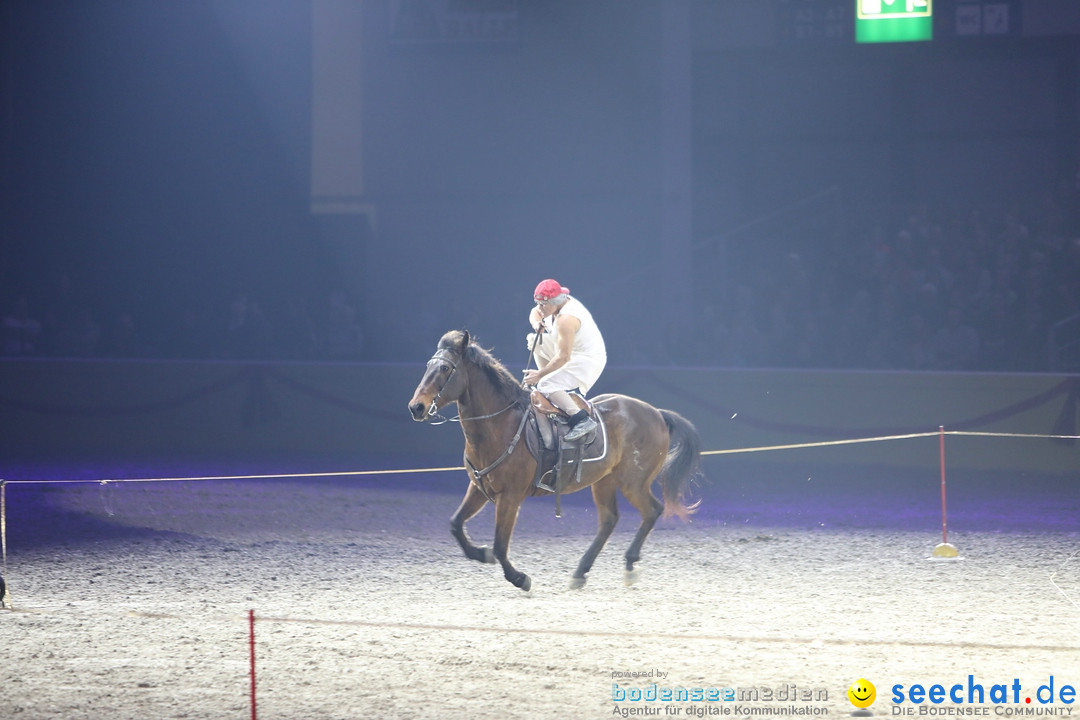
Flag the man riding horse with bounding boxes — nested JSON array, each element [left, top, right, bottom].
[[408, 327, 701, 590], [522, 279, 606, 442]]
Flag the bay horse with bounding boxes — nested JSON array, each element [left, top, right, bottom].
[[408, 330, 702, 592]]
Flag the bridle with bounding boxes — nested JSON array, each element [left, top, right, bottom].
[[423, 347, 520, 425], [421, 345, 529, 501], [423, 348, 462, 423]]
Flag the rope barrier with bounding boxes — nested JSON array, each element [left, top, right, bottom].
[[701, 429, 1080, 457], [1, 466, 469, 486], [944, 430, 1080, 440], [701, 431, 939, 456], [2, 426, 1075, 614], [0, 604, 1062, 656], [0, 428, 1076, 487], [6, 605, 1074, 654]]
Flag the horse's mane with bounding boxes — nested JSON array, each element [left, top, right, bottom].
[[439, 330, 527, 405]]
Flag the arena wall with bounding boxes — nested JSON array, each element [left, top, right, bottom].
[[1, 360, 1076, 474]]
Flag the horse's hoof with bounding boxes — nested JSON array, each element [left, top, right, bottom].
[[480, 546, 495, 564], [624, 568, 640, 586], [569, 576, 586, 590], [519, 575, 532, 592]]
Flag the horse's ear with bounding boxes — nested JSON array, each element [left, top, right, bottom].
[[461, 329, 470, 348]]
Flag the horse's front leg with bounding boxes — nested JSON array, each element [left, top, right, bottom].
[[493, 495, 531, 592], [450, 480, 495, 564]]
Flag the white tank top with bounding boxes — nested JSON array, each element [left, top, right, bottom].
[[550, 296, 606, 364]]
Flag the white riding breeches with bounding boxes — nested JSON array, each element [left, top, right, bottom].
[[526, 332, 605, 396]]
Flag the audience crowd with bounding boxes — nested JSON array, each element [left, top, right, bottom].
[[2, 188, 1079, 372], [0, 278, 366, 364], [687, 190, 1080, 372]]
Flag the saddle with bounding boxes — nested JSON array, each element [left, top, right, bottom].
[[524, 390, 605, 516]]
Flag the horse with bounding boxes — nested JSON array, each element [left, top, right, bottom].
[[407, 329, 703, 592]]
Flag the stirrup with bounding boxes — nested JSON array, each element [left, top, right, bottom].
[[536, 468, 557, 493]]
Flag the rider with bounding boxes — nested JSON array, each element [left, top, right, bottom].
[[522, 279, 607, 441]]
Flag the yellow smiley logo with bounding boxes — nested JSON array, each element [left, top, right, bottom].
[[848, 678, 876, 708]]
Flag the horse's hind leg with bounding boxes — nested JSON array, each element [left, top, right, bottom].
[[450, 481, 495, 564], [620, 478, 664, 584], [570, 477, 619, 589], [492, 496, 531, 592]]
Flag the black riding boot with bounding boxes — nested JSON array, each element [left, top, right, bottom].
[[564, 409, 597, 442]]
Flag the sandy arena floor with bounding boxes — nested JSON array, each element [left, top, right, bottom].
[[1, 458, 1078, 720]]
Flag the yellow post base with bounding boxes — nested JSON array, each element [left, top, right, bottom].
[[932, 542, 959, 558]]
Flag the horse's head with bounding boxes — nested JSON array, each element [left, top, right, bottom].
[[408, 330, 470, 421]]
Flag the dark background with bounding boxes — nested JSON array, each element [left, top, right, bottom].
[[2, 0, 1078, 370]]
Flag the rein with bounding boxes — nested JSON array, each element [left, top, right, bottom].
[[423, 346, 529, 500], [429, 400, 519, 426]]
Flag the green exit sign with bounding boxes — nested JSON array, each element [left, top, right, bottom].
[[857, 0, 932, 43]]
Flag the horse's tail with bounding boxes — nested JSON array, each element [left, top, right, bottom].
[[658, 409, 703, 521]]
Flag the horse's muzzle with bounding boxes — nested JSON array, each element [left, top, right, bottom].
[[408, 400, 429, 422]]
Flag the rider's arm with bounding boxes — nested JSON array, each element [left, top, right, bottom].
[[533, 314, 579, 378]]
